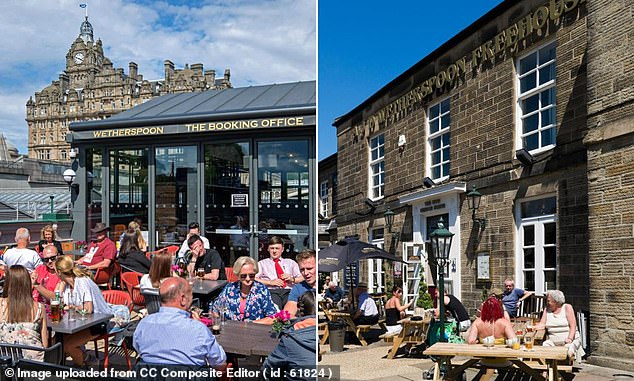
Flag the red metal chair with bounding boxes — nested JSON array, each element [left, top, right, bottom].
[[94, 290, 133, 370], [94, 262, 121, 290], [165, 245, 180, 256], [225, 267, 238, 283], [121, 271, 145, 309]]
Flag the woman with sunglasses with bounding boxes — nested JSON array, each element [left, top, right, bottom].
[[210, 256, 277, 321], [384, 286, 414, 335], [32, 245, 61, 304]]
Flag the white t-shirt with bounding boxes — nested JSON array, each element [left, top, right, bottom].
[[3, 248, 42, 271], [177, 236, 210, 258], [358, 292, 379, 316], [62, 277, 110, 314], [139, 274, 164, 291]]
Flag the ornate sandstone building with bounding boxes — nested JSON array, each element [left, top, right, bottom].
[[27, 16, 232, 162]]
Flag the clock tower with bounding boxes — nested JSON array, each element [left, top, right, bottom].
[[65, 16, 105, 88]]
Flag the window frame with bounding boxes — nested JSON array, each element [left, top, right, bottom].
[[368, 133, 385, 201], [426, 97, 451, 182], [515, 40, 557, 154], [319, 180, 329, 218]]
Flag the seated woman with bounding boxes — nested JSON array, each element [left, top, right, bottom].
[[117, 233, 151, 274], [211, 256, 277, 321], [0, 265, 48, 360], [54, 255, 111, 367], [384, 286, 413, 335], [467, 296, 516, 345], [37, 224, 63, 255], [534, 289, 585, 362], [139, 250, 173, 291]]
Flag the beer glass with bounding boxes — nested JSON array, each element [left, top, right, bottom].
[[524, 335, 534, 350], [50, 300, 61, 323]]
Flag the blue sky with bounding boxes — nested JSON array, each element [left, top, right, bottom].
[[318, 0, 505, 160], [0, 0, 315, 154]]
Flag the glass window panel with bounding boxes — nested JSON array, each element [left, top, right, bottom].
[[432, 137, 441, 150], [542, 88, 555, 106], [520, 73, 536, 93], [86, 148, 103, 239], [432, 151, 441, 164], [429, 104, 439, 119], [371, 149, 378, 161], [523, 114, 539, 133], [520, 197, 557, 218], [109, 149, 149, 243], [524, 248, 535, 268], [442, 147, 450, 161], [442, 133, 450, 146], [524, 225, 535, 246], [155, 146, 197, 249], [204, 142, 250, 266], [441, 114, 450, 129], [541, 128, 555, 147], [544, 222, 556, 244], [544, 270, 556, 291], [523, 94, 539, 114], [539, 44, 556, 64], [430, 119, 439, 134], [378, 134, 384, 145], [440, 98, 450, 112], [544, 247, 556, 268], [378, 145, 384, 158], [257, 140, 311, 261], [541, 108, 554, 126], [523, 134, 538, 151], [524, 271, 535, 291], [442, 163, 450, 177], [432, 166, 441, 179], [520, 53, 537, 74], [539, 64, 555, 85]]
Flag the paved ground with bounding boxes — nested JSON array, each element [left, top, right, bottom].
[[319, 330, 634, 381]]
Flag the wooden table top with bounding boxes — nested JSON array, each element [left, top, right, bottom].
[[424, 342, 568, 360], [213, 319, 279, 357], [48, 312, 113, 335]]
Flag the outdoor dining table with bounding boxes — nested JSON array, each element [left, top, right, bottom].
[[423, 342, 569, 381], [48, 312, 114, 364], [386, 317, 431, 359], [189, 279, 228, 295], [213, 319, 279, 357]]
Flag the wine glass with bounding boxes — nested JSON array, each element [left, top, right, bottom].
[[67, 293, 77, 322]]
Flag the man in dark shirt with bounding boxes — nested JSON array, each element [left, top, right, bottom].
[[435, 289, 471, 333], [186, 235, 226, 281]]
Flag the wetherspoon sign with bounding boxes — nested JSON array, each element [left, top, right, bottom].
[[70, 115, 314, 141]]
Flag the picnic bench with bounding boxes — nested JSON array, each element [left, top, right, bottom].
[[386, 316, 431, 359]]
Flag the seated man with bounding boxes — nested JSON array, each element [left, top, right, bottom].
[[133, 277, 226, 369], [256, 236, 303, 309], [32, 245, 61, 304], [186, 235, 226, 281], [324, 281, 344, 308], [3, 228, 42, 271], [76, 223, 116, 271], [352, 283, 379, 325], [283, 249, 316, 317], [177, 222, 210, 259]]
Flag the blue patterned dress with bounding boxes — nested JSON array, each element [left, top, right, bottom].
[[210, 281, 278, 321]]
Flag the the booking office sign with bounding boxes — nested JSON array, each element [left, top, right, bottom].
[[71, 115, 314, 141]]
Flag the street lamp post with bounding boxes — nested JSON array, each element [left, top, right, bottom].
[[429, 217, 454, 343]]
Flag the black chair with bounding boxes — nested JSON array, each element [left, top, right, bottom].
[[140, 288, 161, 314], [0, 342, 63, 365]]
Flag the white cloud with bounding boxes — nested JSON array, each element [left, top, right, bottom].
[[0, 0, 316, 154]]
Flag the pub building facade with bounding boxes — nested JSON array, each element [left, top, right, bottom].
[[67, 81, 316, 266], [332, 0, 634, 369]]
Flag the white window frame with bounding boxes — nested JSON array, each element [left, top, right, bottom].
[[515, 40, 557, 154], [426, 97, 451, 181], [368, 133, 385, 200], [515, 196, 557, 295], [319, 180, 329, 218], [368, 230, 384, 294]]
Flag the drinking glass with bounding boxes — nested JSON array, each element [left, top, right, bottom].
[[524, 335, 534, 350], [217, 301, 227, 326], [196, 268, 205, 290], [67, 294, 77, 322], [77, 294, 88, 320]]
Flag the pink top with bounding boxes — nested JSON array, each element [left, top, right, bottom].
[[32, 264, 61, 303]]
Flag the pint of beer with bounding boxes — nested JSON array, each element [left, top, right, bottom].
[[197, 268, 205, 279], [525, 335, 533, 350], [50, 300, 61, 323]]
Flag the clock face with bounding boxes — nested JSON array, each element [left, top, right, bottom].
[[74, 52, 84, 64]]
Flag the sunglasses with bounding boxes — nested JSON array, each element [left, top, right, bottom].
[[239, 273, 256, 280], [44, 256, 58, 263]]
